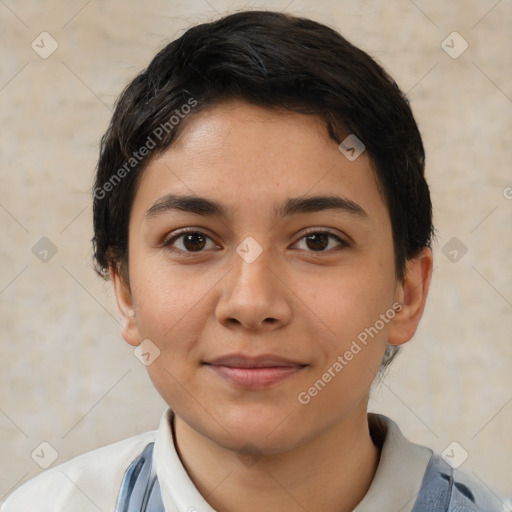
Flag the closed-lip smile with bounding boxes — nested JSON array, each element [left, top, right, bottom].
[[204, 353, 307, 387]]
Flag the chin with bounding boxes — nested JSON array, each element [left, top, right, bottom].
[[227, 428, 303, 457], [214, 406, 305, 448]]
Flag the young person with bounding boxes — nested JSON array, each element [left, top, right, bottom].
[[1, 10, 505, 512]]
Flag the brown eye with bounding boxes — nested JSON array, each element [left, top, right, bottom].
[[294, 230, 349, 253], [182, 232, 207, 251], [305, 233, 330, 251], [164, 230, 218, 253]]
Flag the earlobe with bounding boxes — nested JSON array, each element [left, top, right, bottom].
[[110, 266, 141, 347], [388, 247, 433, 346]]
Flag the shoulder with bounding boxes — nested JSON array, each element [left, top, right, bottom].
[[366, 414, 507, 512], [0, 430, 157, 512], [412, 454, 505, 512]]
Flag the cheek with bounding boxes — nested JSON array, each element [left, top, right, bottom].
[[294, 262, 396, 400], [131, 264, 218, 409], [129, 259, 219, 354], [297, 281, 391, 413], [299, 263, 396, 346]]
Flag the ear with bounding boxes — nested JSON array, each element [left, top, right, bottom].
[[110, 265, 141, 347], [388, 247, 433, 346]]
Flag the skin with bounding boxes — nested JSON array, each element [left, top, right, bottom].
[[112, 99, 433, 512]]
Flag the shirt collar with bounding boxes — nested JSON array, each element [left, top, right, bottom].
[[153, 409, 433, 512], [153, 409, 216, 512], [354, 413, 433, 512]]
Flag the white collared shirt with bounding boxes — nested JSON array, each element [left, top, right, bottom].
[[1, 409, 434, 512]]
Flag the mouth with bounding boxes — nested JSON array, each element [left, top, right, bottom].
[[203, 354, 308, 387]]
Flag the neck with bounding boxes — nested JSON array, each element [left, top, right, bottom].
[[172, 402, 380, 512]]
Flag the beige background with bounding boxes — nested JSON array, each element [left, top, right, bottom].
[[1, 0, 511, 505]]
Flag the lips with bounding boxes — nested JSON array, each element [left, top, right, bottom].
[[206, 354, 306, 368], [204, 354, 307, 387]]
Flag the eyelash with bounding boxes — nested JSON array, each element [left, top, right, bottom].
[[162, 228, 350, 255]]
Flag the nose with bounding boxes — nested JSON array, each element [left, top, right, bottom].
[[215, 247, 292, 331]]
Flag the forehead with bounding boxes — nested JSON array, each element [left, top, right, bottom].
[[132, 100, 387, 224]]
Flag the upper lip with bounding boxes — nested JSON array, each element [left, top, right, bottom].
[[205, 354, 306, 368]]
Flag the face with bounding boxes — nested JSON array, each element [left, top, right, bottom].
[[112, 100, 431, 455]]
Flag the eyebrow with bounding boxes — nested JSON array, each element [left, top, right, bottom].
[[145, 193, 368, 220]]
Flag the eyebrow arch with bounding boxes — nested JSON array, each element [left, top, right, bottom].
[[276, 195, 368, 219], [145, 193, 368, 220], [146, 194, 232, 220]]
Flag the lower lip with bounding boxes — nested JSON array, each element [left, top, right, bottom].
[[206, 365, 304, 387]]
